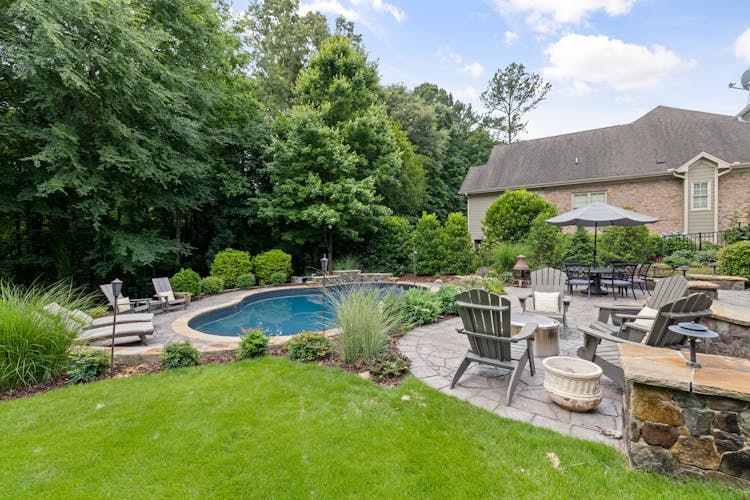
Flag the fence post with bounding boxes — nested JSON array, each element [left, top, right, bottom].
[[698, 232, 702, 250]]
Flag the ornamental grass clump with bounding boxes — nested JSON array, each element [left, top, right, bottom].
[[329, 287, 401, 364], [0, 280, 91, 391]]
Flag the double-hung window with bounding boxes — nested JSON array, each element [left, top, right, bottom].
[[691, 182, 709, 210], [572, 191, 606, 209]]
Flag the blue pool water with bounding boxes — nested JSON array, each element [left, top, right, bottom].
[[188, 284, 410, 337]]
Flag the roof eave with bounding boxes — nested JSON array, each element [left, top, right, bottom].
[[462, 171, 675, 196]]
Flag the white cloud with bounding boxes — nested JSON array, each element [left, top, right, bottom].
[[494, 0, 636, 33], [300, 1, 363, 22], [735, 28, 750, 63], [450, 86, 479, 103], [350, 0, 406, 22], [300, 0, 405, 29], [504, 30, 519, 46], [459, 62, 485, 78], [543, 34, 690, 91], [435, 46, 462, 65]]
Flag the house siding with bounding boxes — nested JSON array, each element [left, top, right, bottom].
[[467, 193, 502, 241], [718, 168, 750, 230], [686, 159, 716, 233], [465, 177, 683, 240]]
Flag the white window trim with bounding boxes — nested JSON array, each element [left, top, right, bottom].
[[571, 191, 607, 209], [690, 181, 711, 211]]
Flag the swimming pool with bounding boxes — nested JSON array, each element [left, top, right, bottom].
[[188, 284, 410, 337]]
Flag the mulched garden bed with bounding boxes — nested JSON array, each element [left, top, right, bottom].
[[1, 342, 409, 402]]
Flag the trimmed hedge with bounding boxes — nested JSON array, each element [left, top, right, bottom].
[[210, 248, 252, 289], [170, 268, 202, 296], [252, 249, 292, 285], [717, 240, 750, 281]]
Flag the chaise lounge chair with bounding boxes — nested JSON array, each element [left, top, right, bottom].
[[44, 302, 155, 345]]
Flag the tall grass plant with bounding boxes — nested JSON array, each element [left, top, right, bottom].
[[0, 281, 91, 391], [329, 287, 401, 364], [490, 242, 534, 273]]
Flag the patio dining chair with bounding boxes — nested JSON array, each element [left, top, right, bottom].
[[563, 262, 593, 297], [602, 263, 637, 300], [632, 262, 652, 296]]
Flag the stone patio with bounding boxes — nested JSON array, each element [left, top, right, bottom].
[[398, 285, 750, 449]]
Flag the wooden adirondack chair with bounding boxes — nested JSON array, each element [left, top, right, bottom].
[[452, 289, 537, 404], [152, 277, 190, 312], [595, 275, 689, 325], [577, 293, 713, 387], [99, 283, 160, 314], [517, 267, 571, 327]]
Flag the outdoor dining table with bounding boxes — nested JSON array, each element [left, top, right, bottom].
[[583, 267, 612, 296]]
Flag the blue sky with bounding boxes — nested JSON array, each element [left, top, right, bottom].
[[230, 0, 750, 140]]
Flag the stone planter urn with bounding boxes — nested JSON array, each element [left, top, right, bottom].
[[542, 356, 603, 412]]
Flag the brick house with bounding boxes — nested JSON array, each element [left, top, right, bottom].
[[460, 106, 750, 242]]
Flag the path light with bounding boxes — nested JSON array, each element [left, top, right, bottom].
[[110, 278, 123, 378], [412, 250, 418, 286]]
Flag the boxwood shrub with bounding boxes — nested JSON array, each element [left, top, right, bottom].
[[252, 249, 292, 285], [717, 241, 750, 281], [236, 328, 268, 360], [286, 332, 333, 362], [200, 276, 224, 295], [210, 248, 253, 289], [160, 341, 202, 368], [170, 268, 202, 296]]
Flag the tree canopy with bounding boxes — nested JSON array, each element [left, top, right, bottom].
[[0, 1, 504, 285], [481, 62, 551, 143]]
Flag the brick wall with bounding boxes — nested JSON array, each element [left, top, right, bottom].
[[718, 169, 750, 231], [541, 177, 683, 234]]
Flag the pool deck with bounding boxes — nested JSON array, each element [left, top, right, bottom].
[[98, 282, 749, 449]]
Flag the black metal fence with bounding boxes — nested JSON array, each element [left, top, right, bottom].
[[682, 226, 750, 250]]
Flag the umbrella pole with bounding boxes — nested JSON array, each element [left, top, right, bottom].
[[593, 222, 598, 267]]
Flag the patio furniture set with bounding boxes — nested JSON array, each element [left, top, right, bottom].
[[450, 271, 714, 411], [45, 277, 189, 346]]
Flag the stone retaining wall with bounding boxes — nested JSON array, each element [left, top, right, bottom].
[[625, 384, 750, 488], [687, 274, 748, 291], [307, 270, 398, 285], [702, 305, 750, 360], [621, 344, 750, 489]]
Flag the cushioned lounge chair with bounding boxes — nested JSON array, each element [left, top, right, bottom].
[[43, 303, 155, 345]]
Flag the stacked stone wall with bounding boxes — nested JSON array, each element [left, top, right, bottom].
[[625, 383, 750, 488]]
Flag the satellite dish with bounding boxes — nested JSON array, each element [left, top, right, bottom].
[[742, 69, 750, 90]]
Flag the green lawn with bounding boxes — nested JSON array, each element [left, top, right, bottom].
[[0, 358, 740, 498]]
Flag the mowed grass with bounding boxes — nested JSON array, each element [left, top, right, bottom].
[[0, 357, 741, 498]]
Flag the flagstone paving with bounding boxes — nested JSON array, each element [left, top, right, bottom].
[[398, 285, 748, 449]]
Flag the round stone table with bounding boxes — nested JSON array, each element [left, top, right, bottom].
[[510, 313, 560, 357]]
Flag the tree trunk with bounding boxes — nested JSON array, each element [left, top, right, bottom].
[[174, 214, 182, 267]]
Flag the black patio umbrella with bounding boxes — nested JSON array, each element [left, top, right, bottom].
[[545, 202, 658, 265]]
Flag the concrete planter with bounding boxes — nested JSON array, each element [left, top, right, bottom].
[[543, 356, 603, 412]]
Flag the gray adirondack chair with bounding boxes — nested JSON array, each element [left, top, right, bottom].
[[452, 289, 537, 404], [152, 277, 190, 312], [517, 267, 571, 327], [577, 293, 713, 387], [595, 275, 689, 326], [99, 283, 160, 313]]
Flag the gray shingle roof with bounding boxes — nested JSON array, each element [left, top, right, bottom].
[[459, 106, 750, 194]]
